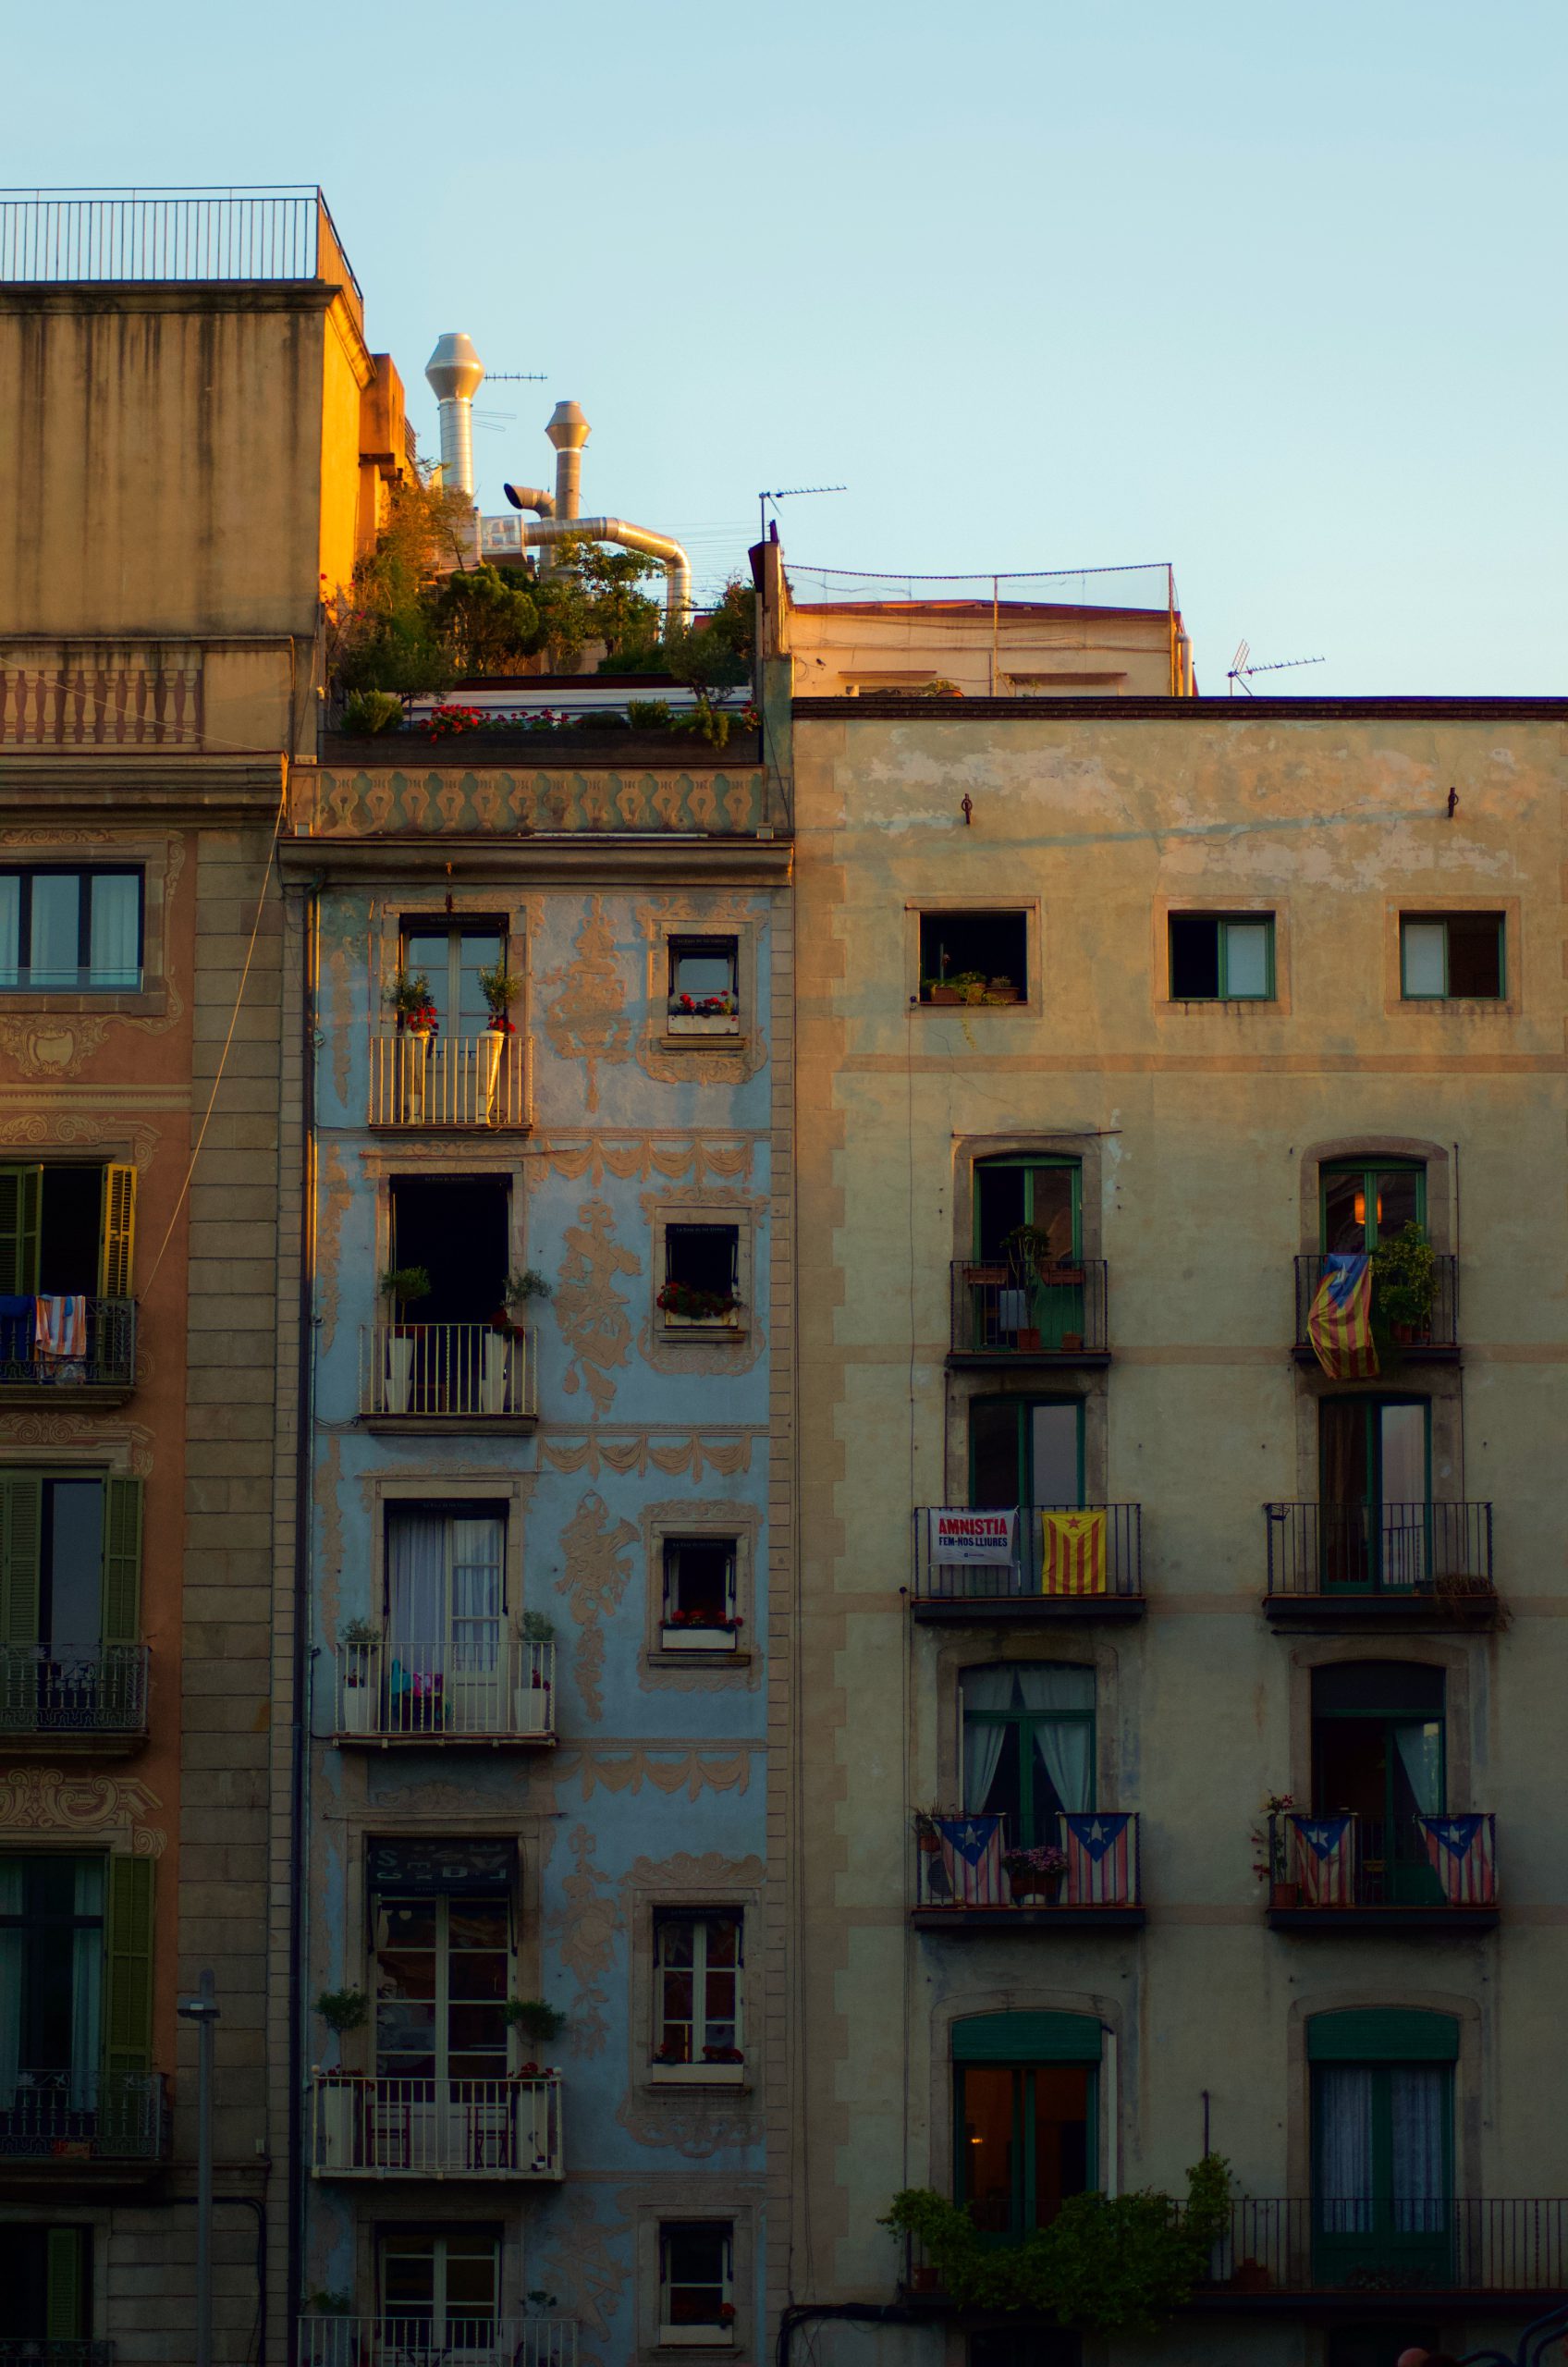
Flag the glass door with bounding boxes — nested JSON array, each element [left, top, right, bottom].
[[974, 1159, 1084, 1349], [381, 2227, 501, 2354], [374, 1883, 510, 2168], [1313, 2062, 1452, 2287], [970, 1400, 1084, 1510], [956, 2062, 1095, 2239], [1321, 1164, 1426, 1254], [401, 925, 505, 1042], [1319, 1399, 1430, 1591], [385, 1509, 505, 1735], [1312, 1663, 1444, 1905], [962, 1664, 1096, 1842]]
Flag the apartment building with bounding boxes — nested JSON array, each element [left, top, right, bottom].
[[776, 546, 1568, 2367]]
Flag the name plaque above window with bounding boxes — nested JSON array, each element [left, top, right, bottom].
[[367, 1837, 514, 1894]]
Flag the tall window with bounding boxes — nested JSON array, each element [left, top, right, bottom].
[[370, 1842, 512, 2086], [962, 1664, 1095, 1840], [1400, 913, 1503, 1000], [1319, 1398, 1429, 1590], [952, 2014, 1100, 2242], [974, 1158, 1079, 1265], [0, 1858, 105, 2122], [1321, 1162, 1425, 1254], [654, 1913, 742, 2067], [1168, 912, 1274, 1000], [387, 1175, 509, 1326], [385, 1503, 506, 1723], [1312, 1662, 1445, 1905], [0, 1161, 137, 1299], [400, 921, 506, 1038], [659, 2223, 734, 2342], [0, 1474, 144, 1735], [970, 1399, 1083, 1510], [380, 2227, 500, 2343], [0, 870, 142, 993], [0, 2225, 91, 2343], [1310, 2011, 1456, 2285]]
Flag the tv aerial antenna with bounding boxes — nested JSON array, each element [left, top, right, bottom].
[[759, 484, 847, 544], [1228, 643, 1326, 695]]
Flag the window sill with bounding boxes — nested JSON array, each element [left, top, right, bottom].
[[914, 998, 1032, 1013], [647, 2062, 747, 2088], [658, 2331, 734, 2350], [664, 1021, 744, 1042], [659, 1319, 748, 1343], [648, 1646, 753, 1673], [0, 987, 164, 1015], [659, 1627, 740, 1653]]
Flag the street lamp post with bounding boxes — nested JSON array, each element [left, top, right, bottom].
[[177, 1969, 221, 2367]]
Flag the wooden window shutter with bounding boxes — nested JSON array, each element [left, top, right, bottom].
[[100, 1163, 137, 1298], [103, 1854, 155, 2081], [45, 2226, 85, 2339], [0, 1471, 43, 1646], [100, 1477, 143, 1647], [0, 1164, 43, 1295]]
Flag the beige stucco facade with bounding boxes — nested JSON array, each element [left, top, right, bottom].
[[783, 680, 1568, 2366]]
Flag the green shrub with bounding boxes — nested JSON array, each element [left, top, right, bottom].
[[342, 689, 405, 735]]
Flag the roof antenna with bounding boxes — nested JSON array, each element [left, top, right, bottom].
[[759, 484, 847, 546], [1228, 645, 1326, 694]]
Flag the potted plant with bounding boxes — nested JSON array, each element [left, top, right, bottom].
[[338, 1618, 381, 1734], [477, 959, 520, 1119], [656, 1279, 742, 1330], [923, 975, 962, 1006], [982, 975, 1020, 1004], [312, 1988, 369, 2168], [1371, 1220, 1439, 1344], [1001, 1841, 1069, 1903], [303, 2287, 355, 2319], [517, 1609, 555, 1731], [1251, 1791, 1297, 1907], [952, 969, 988, 1005], [483, 1268, 549, 1411], [1003, 1223, 1081, 1285], [661, 1604, 743, 1652], [386, 968, 438, 1037], [505, 1996, 566, 2058], [913, 1809, 944, 1856], [379, 1266, 430, 1413]]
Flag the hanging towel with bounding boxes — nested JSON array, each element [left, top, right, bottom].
[[35, 1294, 87, 1367]]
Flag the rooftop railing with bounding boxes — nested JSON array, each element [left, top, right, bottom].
[[0, 1645, 149, 1740], [913, 1504, 1143, 1607], [1265, 1502, 1495, 1600], [299, 2322, 576, 2367], [0, 187, 361, 309], [310, 2071, 563, 2180], [949, 1259, 1109, 1357], [1198, 2197, 1568, 2297]]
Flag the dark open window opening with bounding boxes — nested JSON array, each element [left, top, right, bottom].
[[0, 1856, 105, 2101], [400, 920, 507, 1037], [663, 1538, 737, 1625], [0, 2223, 92, 2342], [1168, 912, 1273, 1000], [668, 936, 739, 1014], [1321, 1163, 1425, 1254], [40, 1477, 105, 1655], [1401, 912, 1504, 999], [380, 2223, 502, 2336], [38, 1166, 104, 1294], [919, 911, 1028, 1000], [661, 2222, 733, 2328], [970, 2336, 1083, 2367], [388, 1177, 510, 1324], [664, 1224, 740, 1311]]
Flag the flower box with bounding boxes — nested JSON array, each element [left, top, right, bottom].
[[925, 986, 962, 1005], [648, 2059, 746, 2087], [661, 1309, 741, 1334], [661, 1625, 739, 1652], [668, 1012, 741, 1038]]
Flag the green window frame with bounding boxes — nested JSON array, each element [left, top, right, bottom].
[[960, 1663, 1096, 1841], [1319, 1161, 1426, 1254], [1168, 912, 1276, 1001], [1399, 913, 1505, 1000], [969, 1398, 1084, 1511], [972, 1157, 1082, 1264], [1308, 2011, 1458, 2287], [952, 2013, 1101, 2244], [0, 1472, 144, 1652], [1311, 1663, 1446, 1905]]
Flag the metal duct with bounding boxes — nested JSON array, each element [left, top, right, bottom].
[[423, 332, 484, 498], [502, 484, 556, 520], [545, 400, 590, 521], [517, 515, 692, 632]]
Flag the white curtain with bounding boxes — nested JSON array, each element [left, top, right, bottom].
[[1016, 1665, 1094, 1813], [961, 1669, 1013, 1813], [388, 1513, 447, 1688], [0, 878, 18, 987], [449, 1517, 502, 1673], [1392, 1722, 1443, 1818], [1391, 2067, 1447, 2233], [90, 877, 141, 987], [71, 1859, 104, 2109], [1317, 2067, 1374, 2233], [30, 877, 79, 987], [0, 1860, 20, 2105]]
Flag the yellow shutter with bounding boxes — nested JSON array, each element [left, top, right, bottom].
[[100, 1163, 137, 1298]]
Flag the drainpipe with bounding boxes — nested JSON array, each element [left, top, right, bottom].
[[511, 512, 692, 632]]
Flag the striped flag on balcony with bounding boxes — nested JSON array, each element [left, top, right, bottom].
[[1306, 1254, 1380, 1380], [934, 1814, 1006, 1906], [1420, 1814, 1496, 1905], [1040, 1510, 1107, 1595], [1289, 1813, 1355, 1905], [1062, 1812, 1132, 1904]]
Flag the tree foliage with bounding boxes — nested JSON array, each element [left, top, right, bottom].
[[880, 2155, 1231, 2336], [609, 575, 755, 694]]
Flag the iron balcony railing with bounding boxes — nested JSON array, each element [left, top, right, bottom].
[[299, 2322, 576, 2367], [0, 2071, 168, 2162], [1197, 2197, 1568, 2296], [950, 1259, 1108, 1355], [368, 1032, 532, 1130], [0, 1645, 149, 1737], [1294, 1252, 1459, 1351], [360, 1324, 536, 1420], [913, 1505, 1143, 1604], [914, 1809, 1141, 1912], [310, 2072, 563, 2180], [334, 1636, 555, 1743], [0, 1298, 135, 1391], [1265, 1812, 1497, 1911], [0, 186, 361, 306], [0, 2347, 116, 2366], [1265, 1501, 1494, 1600]]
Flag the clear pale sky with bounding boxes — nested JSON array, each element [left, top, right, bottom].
[[7, 0, 1563, 693]]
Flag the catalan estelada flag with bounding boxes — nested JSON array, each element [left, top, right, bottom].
[[1040, 1510, 1107, 1595], [1307, 1253, 1380, 1380]]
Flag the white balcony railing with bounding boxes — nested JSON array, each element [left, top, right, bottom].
[[0, 1644, 149, 1736], [310, 2072, 563, 2179], [335, 1637, 556, 1743], [359, 1325, 536, 1420], [299, 2319, 577, 2367], [369, 1032, 531, 1129]]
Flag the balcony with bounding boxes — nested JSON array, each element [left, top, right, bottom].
[[1264, 1812, 1498, 1932], [368, 1032, 532, 1131], [333, 1637, 556, 1748], [0, 1646, 150, 1751], [1294, 1253, 1459, 1360], [359, 1324, 537, 1429], [949, 1260, 1109, 1364], [1264, 1502, 1497, 1628], [913, 1506, 1144, 1621], [0, 1299, 136, 1403], [0, 2073, 169, 2183], [310, 2071, 563, 2180], [913, 1810, 1144, 1930], [1196, 2197, 1565, 2305], [299, 2321, 576, 2367]]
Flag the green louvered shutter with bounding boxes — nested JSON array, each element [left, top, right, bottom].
[[45, 2226, 85, 2339], [100, 1478, 143, 1647], [103, 1855, 155, 2094], [0, 1165, 42, 1295], [0, 1472, 43, 1646]]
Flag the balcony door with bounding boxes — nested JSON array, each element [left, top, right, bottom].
[[380, 2226, 501, 2349], [962, 1664, 1095, 1845], [1321, 1162, 1425, 1254], [0, 1857, 104, 2129], [385, 1504, 505, 1734], [974, 1159, 1083, 1349], [1311, 2013, 1455, 2288], [400, 922, 505, 1042], [372, 1848, 512, 2171], [952, 2013, 1100, 2244], [1312, 1662, 1444, 1905], [970, 1399, 1083, 1512], [1319, 1398, 1429, 1591]]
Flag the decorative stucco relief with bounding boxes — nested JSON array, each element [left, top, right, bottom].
[[555, 1200, 640, 1415], [0, 1766, 166, 1856], [556, 1490, 638, 1720], [539, 1432, 753, 1481], [550, 1822, 621, 2059], [0, 1115, 162, 1169], [540, 898, 630, 1113], [557, 1748, 754, 1803], [535, 1132, 756, 1188], [531, 2188, 631, 2367], [0, 1414, 154, 1476], [615, 1847, 766, 2156], [0, 836, 185, 1078]]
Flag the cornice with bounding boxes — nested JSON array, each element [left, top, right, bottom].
[[277, 834, 792, 887], [0, 753, 285, 820]]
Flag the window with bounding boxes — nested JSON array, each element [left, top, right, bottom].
[[964, 1159, 1088, 1353], [383, 1503, 506, 1732], [0, 1857, 133, 2140], [1319, 1398, 1430, 1591], [1321, 1162, 1425, 1254], [0, 2224, 91, 2342], [387, 1176, 509, 1325], [0, 1474, 144, 1732], [668, 936, 740, 1035], [0, 869, 142, 993], [1400, 912, 1504, 1000], [659, 2222, 734, 2344], [654, 1913, 743, 2069], [1312, 1662, 1446, 1905], [400, 920, 506, 1038], [660, 1224, 741, 1325], [970, 1400, 1083, 1510], [1309, 2009, 1457, 2287], [952, 2014, 1100, 2242], [919, 910, 1028, 1004], [0, 1161, 137, 1300], [661, 1538, 739, 1643], [962, 1664, 1095, 1839], [370, 1841, 513, 2085], [1168, 912, 1274, 1000], [380, 2226, 500, 2345]]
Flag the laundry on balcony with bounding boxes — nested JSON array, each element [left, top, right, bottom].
[[35, 1294, 88, 1375]]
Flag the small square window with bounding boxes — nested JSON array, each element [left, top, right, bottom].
[[654, 1912, 743, 2067], [661, 1539, 739, 1645], [0, 869, 143, 992], [659, 1225, 741, 1325], [1168, 913, 1274, 1000], [1400, 912, 1504, 1000], [659, 2221, 734, 2343], [919, 911, 1027, 1005], [668, 937, 740, 1035]]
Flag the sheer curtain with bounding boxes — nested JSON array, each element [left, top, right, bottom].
[[1392, 1722, 1443, 1818], [71, 1859, 104, 2109], [449, 1517, 502, 1674], [1016, 1665, 1094, 1814], [961, 1670, 1013, 1812], [0, 1860, 20, 2106], [90, 877, 141, 988], [388, 1513, 447, 1692], [1317, 2067, 1374, 2233], [1391, 2067, 1448, 2233]]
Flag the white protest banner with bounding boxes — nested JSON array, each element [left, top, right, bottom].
[[929, 1509, 1016, 1566]]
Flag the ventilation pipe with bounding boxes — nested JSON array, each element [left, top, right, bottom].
[[423, 332, 484, 499], [505, 509, 692, 632], [545, 399, 589, 521]]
